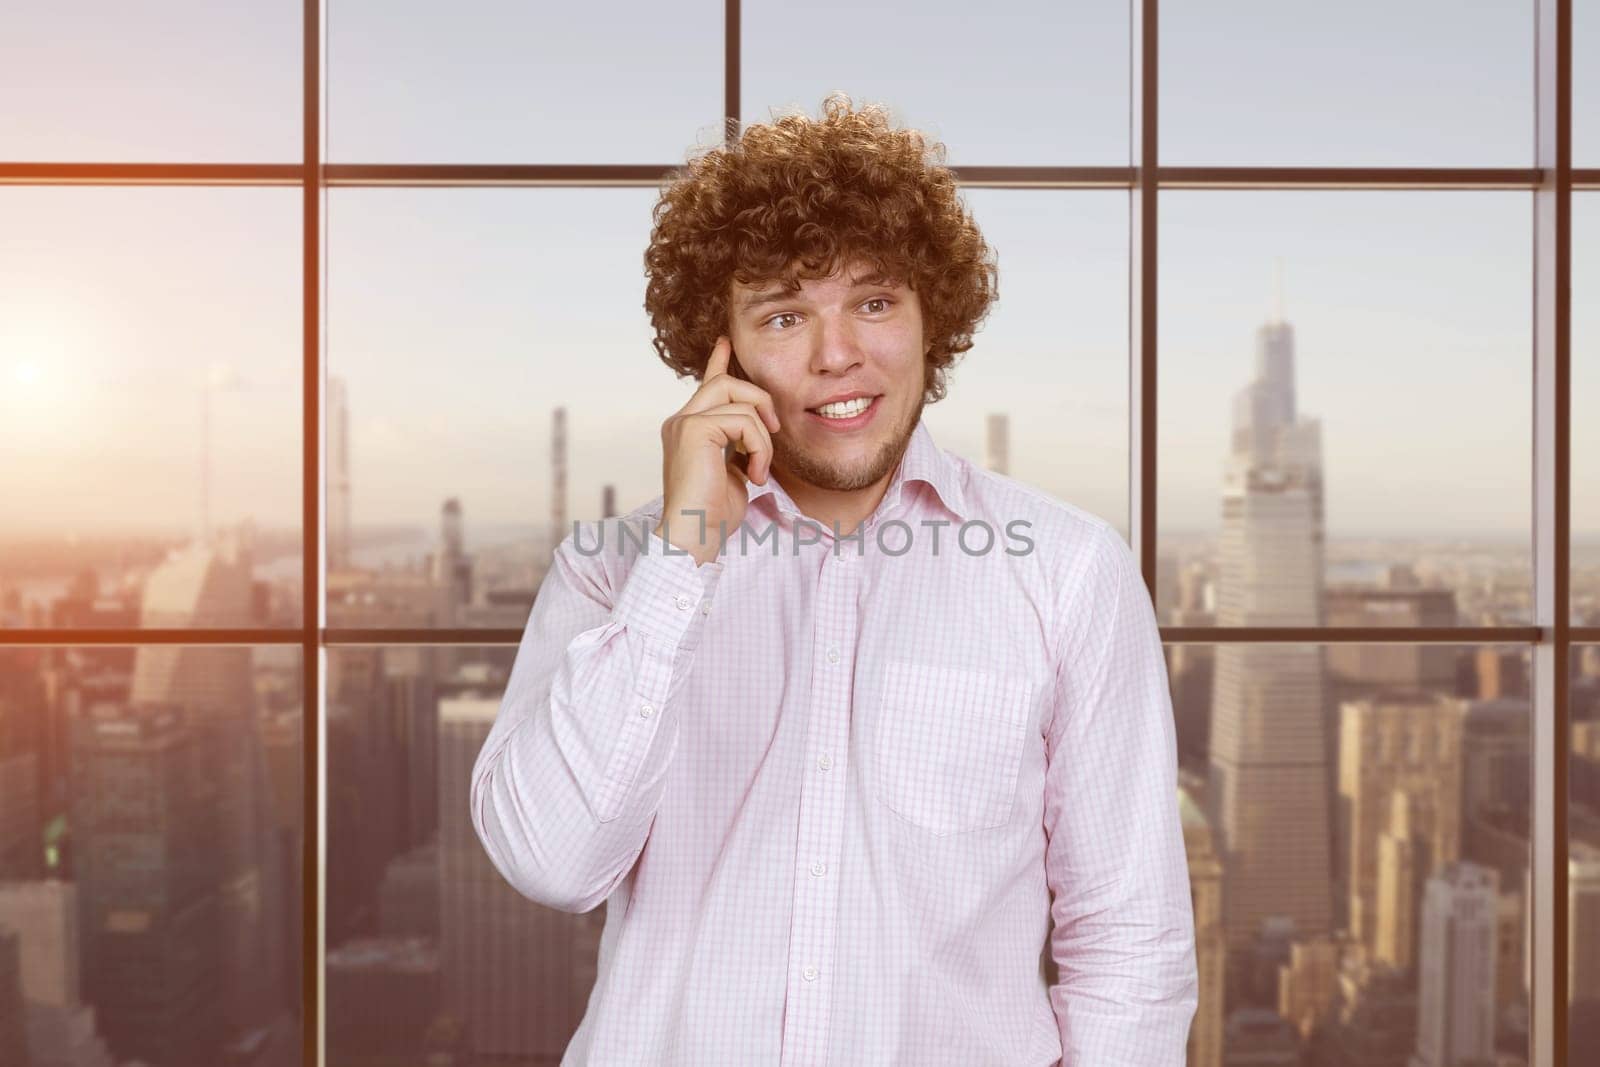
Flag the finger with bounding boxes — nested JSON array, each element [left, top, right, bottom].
[[694, 410, 772, 483], [696, 404, 772, 461], [683, 373, 781, 434], [703, 335, 731, 382]]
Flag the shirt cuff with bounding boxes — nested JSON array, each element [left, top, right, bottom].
[[610, 529, 725, 655]]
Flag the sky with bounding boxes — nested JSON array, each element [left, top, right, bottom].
[[0, 0, 1597, 543]]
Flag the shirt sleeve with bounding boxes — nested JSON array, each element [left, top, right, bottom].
[[1042, 523, 1199, 1065], [469, 523, 723, 914]]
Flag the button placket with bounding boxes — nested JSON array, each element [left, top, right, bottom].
[[782, 550, 860, 1064]]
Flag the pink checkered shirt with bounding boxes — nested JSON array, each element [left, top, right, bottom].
[[470, 418, 1198, 1065]]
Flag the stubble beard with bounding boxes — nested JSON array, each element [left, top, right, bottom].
[[773, 393, 925, 493]]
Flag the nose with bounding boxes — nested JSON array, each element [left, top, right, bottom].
[[808, 313, 866, 377]]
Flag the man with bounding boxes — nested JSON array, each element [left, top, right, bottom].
[[470, 93, 1198, 1065]]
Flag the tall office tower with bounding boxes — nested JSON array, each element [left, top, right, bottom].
[[433, 497, 472, 611], [1411, 862, 1498, 1067], [1472, 647, 1530, 700], [1338, 694, 1464, 961], [257, 706, 305, 1015], [984, 412, 1009, 475], [1276, 935, 1340, 1042], [1573, 844, 1600, 1003], [1373, 791, 1422, 970], [1207, 311, 1333, 977], [328, 374, 353, 570], [1323, 583, 1458, 691], [1494, 889, 1524, 1012], [0, 881, 117, 1067], [1314, 958, 1418, 1067], [0, 929, 27, 1067], [326, 937, 442, 1062], [440, 696, 602, 1061], [0, 749, 40, 878], [128, 534, 285, 1040], [601, 484, 617, 521], [71, 705, 224, 1065], [0, 672, 43, 879], [325, 648, 415, 942], [379, 840, 441, 939], [552, 406, 569, 549], [1181, 789, 1225, 1067], [1460, 698, 1531, 819], [432, 498, 473, 679]]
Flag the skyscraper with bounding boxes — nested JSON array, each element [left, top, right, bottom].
[[439, 695, 602, 1060], [1411, 862, 1498, 1067], [1572, 843, 1600, 1003], [71, 704, 223, 1065], [1337, 693, 1464, 964], [984, 412, 1009, 475], [0, 929, 27, 1067], [1207, 311, 1334, 981], [0, 880, 117, 1067], [127, 533, 286, 1041]]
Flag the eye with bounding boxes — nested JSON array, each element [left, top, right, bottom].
[[862, 297, 892, 313], [765, 312, 800, 331]]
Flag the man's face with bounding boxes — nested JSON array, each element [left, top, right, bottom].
[[726, 259, 928, 494]]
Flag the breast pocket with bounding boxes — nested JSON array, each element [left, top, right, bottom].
[[873, 658, 1035, 837]]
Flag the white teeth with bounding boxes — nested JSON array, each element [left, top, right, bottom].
[[815, 396, 872, 419]]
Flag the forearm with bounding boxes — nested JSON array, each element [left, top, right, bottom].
[[470, 531, 720, 912], [1048, 844, 1199, 1064], [1044, 522, 1199, 1064]]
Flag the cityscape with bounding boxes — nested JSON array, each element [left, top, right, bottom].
[[2, 291, 1599, 1067]]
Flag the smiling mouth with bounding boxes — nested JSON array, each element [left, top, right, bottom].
[[807, 395, 881, 419]]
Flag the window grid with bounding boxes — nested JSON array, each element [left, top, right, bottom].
[[0, 2, 1590, 1065]]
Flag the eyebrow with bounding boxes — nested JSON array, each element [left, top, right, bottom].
[[737, 273, 898, 313]]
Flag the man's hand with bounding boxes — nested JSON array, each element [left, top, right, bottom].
[[653, 335, 782, 565]]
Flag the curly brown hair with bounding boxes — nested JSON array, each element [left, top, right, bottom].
[[642, 92, 999, 404]]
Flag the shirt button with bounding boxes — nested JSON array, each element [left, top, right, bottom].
[[803, 966, 819, 981], [810, 861, 826, 877], [700, 600, 711, 615], [639, 702, 654, 718], [817, 753, 833, 770], [826, 647, 839, 664], [674, 594, 691, 610]]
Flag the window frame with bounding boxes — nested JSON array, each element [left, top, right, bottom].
[[0, 2, 1589, 1065]]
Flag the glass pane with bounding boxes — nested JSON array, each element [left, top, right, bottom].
[[326, 189, 1127, 627], [1157, 191, 1531, 627], [1579, 0, 1600, 167], [1577, 195, 1599, 626], [1162, 1, 1534, 167], [0, 644, 304, 1064], [326, 0, 722, 164], [0, 1, 300, 163], [0, 188, 304, 630], [1162, 640, 1531, 1065], [741, 0, 1128, 166], [925, 190, 1129, 534], [325, 643, 556, 1063], [1574, 645, 1600, 1049], [325, 188, 676, 629]]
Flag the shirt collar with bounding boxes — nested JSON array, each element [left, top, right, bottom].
[[745, 417, 969, 525]]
